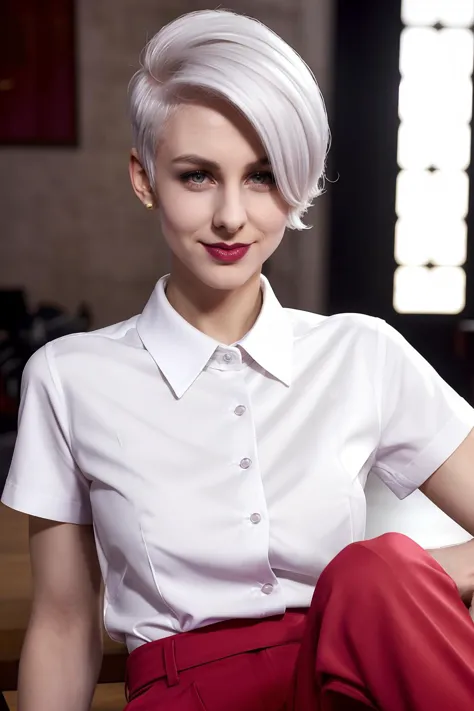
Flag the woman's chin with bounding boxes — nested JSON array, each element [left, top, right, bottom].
[[181, 261, 262, 292], [202, 267, 261, 291]]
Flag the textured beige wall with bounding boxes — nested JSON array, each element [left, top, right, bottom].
[[0, 0, 334, 328]]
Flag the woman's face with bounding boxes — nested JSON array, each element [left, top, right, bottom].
[[133, 98, 289, 292]]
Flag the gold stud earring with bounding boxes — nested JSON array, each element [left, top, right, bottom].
[[145, 202, 154, 210]]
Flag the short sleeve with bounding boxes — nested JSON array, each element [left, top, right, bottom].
[[1, 342, 93, 524], [372, 319, 474, 500]]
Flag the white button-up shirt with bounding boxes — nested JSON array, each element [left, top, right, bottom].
[[3, 275, 474, 651]]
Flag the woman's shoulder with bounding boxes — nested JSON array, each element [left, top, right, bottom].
[[285, 306, 383, 342], [50, 314, 140, 355], [23, 314, 142, 389]]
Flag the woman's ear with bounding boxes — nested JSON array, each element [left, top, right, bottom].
[[129, 149, 156, 209]]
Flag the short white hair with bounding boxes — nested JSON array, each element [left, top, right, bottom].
[[129, 9, 330, 230]]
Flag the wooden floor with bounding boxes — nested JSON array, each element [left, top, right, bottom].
[[0, 503, 126, 710], [3, 684, 126, 711]]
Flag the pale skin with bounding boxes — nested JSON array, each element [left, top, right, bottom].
[[19, 519, 103, 711], [129, 96, 289, 346], [21, 97, 474, 710], [421, 444, 474, 612]]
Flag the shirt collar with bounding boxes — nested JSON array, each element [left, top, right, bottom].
[[136, 274, 293, 398]]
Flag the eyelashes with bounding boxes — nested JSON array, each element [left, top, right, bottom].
[[179, 170, 208, 186], [179, 169, 276, 190]]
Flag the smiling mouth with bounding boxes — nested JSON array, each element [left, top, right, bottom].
[[201, 242, 251, 263], [202, 243, 249, 249]]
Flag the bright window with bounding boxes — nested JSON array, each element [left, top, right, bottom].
[[394, 1, 473, 313], [401, 0, 474, 28]]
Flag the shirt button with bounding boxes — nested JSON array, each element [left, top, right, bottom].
[[250, 512, 261, 524], [240, 458, 252, 470], [223, 353, 233, 363], [234, 405, 246, 416], [261, 584, 274, 595]]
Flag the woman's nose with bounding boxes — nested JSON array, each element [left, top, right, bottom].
[[212, 187, 247, 234]]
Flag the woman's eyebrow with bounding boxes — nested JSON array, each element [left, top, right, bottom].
[[171, 154, 270, 171]]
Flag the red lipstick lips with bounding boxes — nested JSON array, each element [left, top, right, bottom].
[[202, 242, 251, 263]]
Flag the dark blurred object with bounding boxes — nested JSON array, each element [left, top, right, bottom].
[[0, 291, 30, 432], [0, 0, 77, 145], [0, 289, 91, 433], [0, 432, 16, 496], [456, 321, 474, 405], [0, 291, 29, 335]]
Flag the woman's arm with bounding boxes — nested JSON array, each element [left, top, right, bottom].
[[420, 428, 474, 535], [420, 429, 474, 609], [18, 517, 103, 711]]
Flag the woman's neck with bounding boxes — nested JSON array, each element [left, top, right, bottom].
[[165, 270, 263, 345]]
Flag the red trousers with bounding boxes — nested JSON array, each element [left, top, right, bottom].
[[124, 533, 474, 710]]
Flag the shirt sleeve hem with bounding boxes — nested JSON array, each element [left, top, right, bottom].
[[372, 415, 474, 500], [1, 481, 93, 525]]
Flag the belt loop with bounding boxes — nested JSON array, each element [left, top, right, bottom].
[[163, 637, 180, 687]]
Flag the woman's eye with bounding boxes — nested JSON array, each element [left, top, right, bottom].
[[179, 169, 275, 188], [249, 171, 276, 186], [181, 170, 209, 186]]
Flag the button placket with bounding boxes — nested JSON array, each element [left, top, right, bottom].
[[231, 387, 266, 543]]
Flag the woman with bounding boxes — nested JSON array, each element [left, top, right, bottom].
[[3, 9, 474, 711]]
